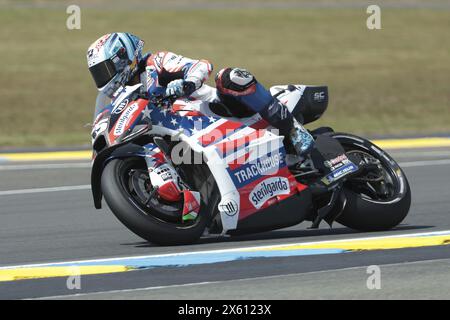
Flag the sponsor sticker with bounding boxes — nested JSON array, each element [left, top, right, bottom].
[[111, 99, 129, 115], [114, 103, 139, 136], [219, 199, 239, 217], [95, 34, 111, 51], [154, 167, 173, 181], [324, 154, 351, 171], [324, 154, 348, 168], [313, 91, 326, 102], [249, 177, 290, 209], [323, 162, 358, 185], [231, 152, 285, 187]]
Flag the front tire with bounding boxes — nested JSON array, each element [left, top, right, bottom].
[[101, 157, 215, 245], [331, 133, 411, 231]]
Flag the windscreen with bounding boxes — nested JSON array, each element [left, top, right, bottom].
[[93, 92, 112, 122]]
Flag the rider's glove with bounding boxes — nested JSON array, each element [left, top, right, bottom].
[[165, 80, 197, 98]]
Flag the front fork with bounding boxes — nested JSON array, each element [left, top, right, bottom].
[[143, 142, 201, 222]]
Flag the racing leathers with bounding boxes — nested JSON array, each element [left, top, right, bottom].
[[140, 51, 214, 100], [139, 51, 314, 156], [214, 67, 314, 156]]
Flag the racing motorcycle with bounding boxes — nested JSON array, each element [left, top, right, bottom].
[[90, 83, 411, 245]]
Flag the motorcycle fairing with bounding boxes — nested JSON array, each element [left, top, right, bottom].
[[108, 98, 148, 145], [92, 84, 149, 148], [92, 86, 310, 233], [232, 185, 312, 234], [144, 98, 309, 232]]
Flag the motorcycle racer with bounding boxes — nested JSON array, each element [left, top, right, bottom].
[[86, 34, 412, 242], [86, 32, 314, 158]]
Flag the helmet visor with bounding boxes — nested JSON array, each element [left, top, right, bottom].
[[89, 59, 117, 88]]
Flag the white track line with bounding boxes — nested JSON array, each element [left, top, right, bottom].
[[0, 159, 447, 197], [399, 159, 450, 168], [392, 151, 450, 158], [31, 257, 450, 300], [0, 163, 91, 171], [0, 185, 91, 196], [0, 156, 448, 172], [2, 230, 450, 270]]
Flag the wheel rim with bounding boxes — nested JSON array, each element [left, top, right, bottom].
[[345, 149, 401, 202]]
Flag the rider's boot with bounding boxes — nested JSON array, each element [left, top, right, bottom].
[[215, 67, 314, 159], [290, 117, 314, 156]]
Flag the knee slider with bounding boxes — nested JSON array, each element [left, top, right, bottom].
[[216, 67, 257, 96]]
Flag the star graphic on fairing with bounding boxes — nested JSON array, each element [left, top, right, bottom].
[[209, 116, 217, 123], [170, 118, 178, 127], [142, 107, 152, 119], [160, 108, 168, 116]]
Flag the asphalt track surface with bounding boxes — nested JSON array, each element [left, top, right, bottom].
[[0, 147, 450, 299]]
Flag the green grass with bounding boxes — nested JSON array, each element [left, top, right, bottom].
[[0, 5, 449, 147]]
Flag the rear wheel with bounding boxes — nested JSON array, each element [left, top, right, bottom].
[[331, 133, 411, 231], [101, 157, 217, 245]]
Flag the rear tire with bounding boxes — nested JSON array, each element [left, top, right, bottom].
[[101, 157, 217, 245], [331, 133, 411, 231], [338, 187, 411, 231]]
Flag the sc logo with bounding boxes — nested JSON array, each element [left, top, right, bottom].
[[313, 92, 326, 102]]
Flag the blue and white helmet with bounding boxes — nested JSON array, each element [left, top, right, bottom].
[[87, 33, 145, 97]]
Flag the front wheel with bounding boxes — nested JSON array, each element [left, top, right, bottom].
[[101, 157, 215, 245], [331, 133, 411, 231]]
